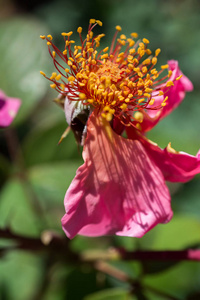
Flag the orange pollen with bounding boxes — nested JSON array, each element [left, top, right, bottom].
[[40, 19, 181, 126]]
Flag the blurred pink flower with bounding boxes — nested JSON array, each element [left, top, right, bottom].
[[0, 90, 21, 127], [40, 19, 199, 238]]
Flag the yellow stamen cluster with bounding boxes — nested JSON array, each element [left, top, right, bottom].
[[40, 19, 182, 128]]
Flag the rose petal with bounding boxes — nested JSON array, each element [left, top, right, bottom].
[[141, 60, 193, 132], [62, 112, 172, 238], [145, 143, 200, 183], [0, 90, 21, 127], [126, 127, 200, 183]]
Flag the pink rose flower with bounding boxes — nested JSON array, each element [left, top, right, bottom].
[[40, 19, 199, 238], [0, 90, 21, 127]]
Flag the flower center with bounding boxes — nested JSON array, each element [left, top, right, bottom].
[[85, 60, 128, 104], [40, 19, 182, 127]]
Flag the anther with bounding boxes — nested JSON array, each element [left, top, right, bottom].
[[155, 48, 161, 56], [143, 38, 149, 44], [90, 19, 96, 24], [131, 32, 138, 38], [161, 64, 169, 69], [142, 58, 151, 65], [77, 27, 82, 33], [166, 81, 174, 87], [55, 74, 61, 81], [138, 98, 145, 103], [120, 103, 127, 110], [149, 99, 155, 105], [176, 75, 183, 80], [146, 49, 152, 55], [68, 76, 75, 82], [134, 111, 144, 123], [168, 70, 173, 77], [152, 57, 157, 65], [116, 25, 122, 31], [96, 20, 103, 26], [136, 123, 142, 130], [47, 34, 53, 40], [40, 71, 46, 76], [144, 93, 151, 98], [79, 93, 87, 100], [62, 31, 73, 37], [103, 47, 109, 52], [120, 34, 126, 40]]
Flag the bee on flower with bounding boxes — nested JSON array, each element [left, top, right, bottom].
[[40, 19, 200, 239]]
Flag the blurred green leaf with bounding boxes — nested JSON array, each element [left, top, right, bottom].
[[66, 267, 110, 300], [23, 122, 81, 166], [22, 99, 82, 166], [0, 17, 51, 123], [0, 251, 42, 300], [139, 215, 200, 250], [143, 261, 200, 299], [29, 161, 81, 203], [28, 161, 81, 229], [84, 288, 133, 300], [0, 178, 41, 236], [70, 235, 112, 253], [36, 0, 82, 37], [173, 179, 200, 218]]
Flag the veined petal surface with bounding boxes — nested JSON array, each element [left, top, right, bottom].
[[62, 113, 172, 238]]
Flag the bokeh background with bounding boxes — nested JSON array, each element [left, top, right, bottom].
[[0, 0, 200, 299]]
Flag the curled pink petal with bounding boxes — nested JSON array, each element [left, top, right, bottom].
[[0, 90, 21, 127], [145, 144, 200, 183], [62, 112, 172, 238], [126, 127, 200, 183], [140, 60, 193, 132]]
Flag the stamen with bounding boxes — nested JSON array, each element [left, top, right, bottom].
[[134, 111, 143, 123], [143, 38, 149, 44], [40, 20, 178, 128], [115, 25, 122, 31], [47, 34, 53, 40], [166, 81, 174, 87], [40, 71, 46, 76], [61, 31, 73, 37], [161, 64, 169, 69], [77, 27, 82, 33]]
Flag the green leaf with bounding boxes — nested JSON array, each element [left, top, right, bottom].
[[28, 161, 81, 229], [173, 179, 200, 218], [143, 261, 200, 299], [29, 161, 81, 203], [22, 119, 81, 166], [84, 288, 133, 300], [66, 267, 110, 300], [21, 100, 82, 167], [0, 18, 52, 123], [0, 251, 42, 300], [0, 178, 41, 236], [139, 215, 200, 251]]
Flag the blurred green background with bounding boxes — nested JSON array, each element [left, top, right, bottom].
[[0, 0, 200, 299]]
